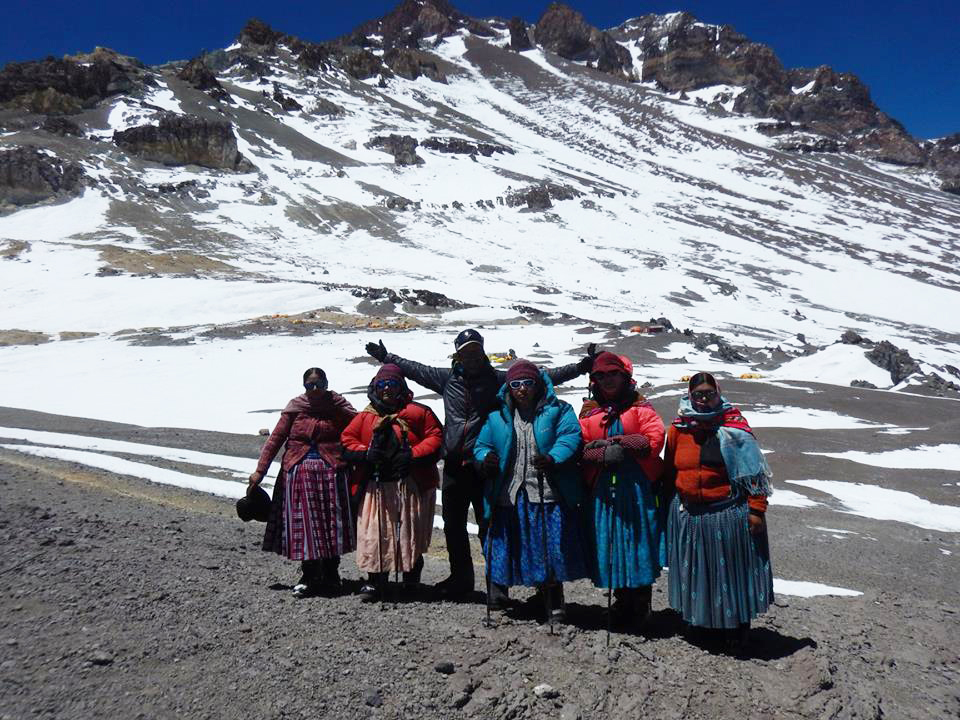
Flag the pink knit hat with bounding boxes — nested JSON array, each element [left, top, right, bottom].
[[506, 359, 540, 383]]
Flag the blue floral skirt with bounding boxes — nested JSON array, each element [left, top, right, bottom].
[[667, 494, 774, 629], [484, 490, 589, 587], [589, 469, 663, 589]]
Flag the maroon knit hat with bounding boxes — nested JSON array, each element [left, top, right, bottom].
[[590, 351, 629, 377], [374, 363, 405, 383], [506, 359, 540, 383]]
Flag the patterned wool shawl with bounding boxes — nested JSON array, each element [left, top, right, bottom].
[[673, 395, 773, 497]]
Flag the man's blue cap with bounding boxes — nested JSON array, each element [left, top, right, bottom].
[[454, 328, 484, 351]]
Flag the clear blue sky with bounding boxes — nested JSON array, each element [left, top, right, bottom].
[[3, 1, 957, 139]]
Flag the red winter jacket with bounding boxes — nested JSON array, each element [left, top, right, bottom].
[[255, 392, 357, 476], [579, 398, 665, 488], [341, 400, 442, 494]]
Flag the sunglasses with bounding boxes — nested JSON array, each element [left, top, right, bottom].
[[691, 389, 718, 402], [508, 379, 536, 389], [303, 381, 327, 391], [375, 379, 401, 390]]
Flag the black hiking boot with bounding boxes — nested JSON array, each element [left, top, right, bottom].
[[487, 582, 510, 611], [402, 556, 424, 591], [434, 574, 474, 599]]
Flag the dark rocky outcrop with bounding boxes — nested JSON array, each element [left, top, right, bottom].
[[421, 137, 512, 157], [0, 49, 141, 112], [113, 113, 253, 171], [508, 17, 533, 52], [383, 49, 446, 82], [271, 83, 302, 112], [503, 182, 582, 210], [40, 116, 83, 137], [535, 3, 633, 76], [866, 340, 921, 385], [177, 57, 230, 102], [0, 146, 86, 208], [365, 134, 423, 165], [922, 134, 960, 195], [341, 50, 385, 80], [850, 380, 878, 389]]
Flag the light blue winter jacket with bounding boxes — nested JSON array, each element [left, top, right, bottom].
[[473, 370, 583, 519]]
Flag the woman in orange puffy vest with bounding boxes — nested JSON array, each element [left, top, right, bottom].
[[579, 352, 665, 629], [341, 364, 442, 600]]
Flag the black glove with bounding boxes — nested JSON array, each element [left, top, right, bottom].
[[577, 343, 599, 374], [481, 452, 500, 479], [532, 454, 555, 471], [602, 442, 625, 467], [366, 340, 388, 363], [392, 448, 412, 480]]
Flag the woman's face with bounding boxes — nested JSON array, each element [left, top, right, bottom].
[[593, 370, 627, 400], [375, 378, 402, 405], [690, 381, 721, 411], [303, 372, 328, 399], [508, 378, 537, 408]]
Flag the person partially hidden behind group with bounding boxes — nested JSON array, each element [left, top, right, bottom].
[[473, 360, 589, 622], [249, 368, 357, 598], [578, 352, 666, 629], [340, 364, 442, 601], [661, 372, 774, 650]]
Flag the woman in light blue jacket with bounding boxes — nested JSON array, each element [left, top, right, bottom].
[[473, 360, 588, 623]]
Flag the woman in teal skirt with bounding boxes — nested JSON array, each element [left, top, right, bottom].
[[578, 352, 666, 628], [661, 372, 773, 650]]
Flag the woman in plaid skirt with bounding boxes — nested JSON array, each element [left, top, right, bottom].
[[249, 367, 357, 598]]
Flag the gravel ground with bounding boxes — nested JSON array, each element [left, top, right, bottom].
[[1, 395, 959, 719]]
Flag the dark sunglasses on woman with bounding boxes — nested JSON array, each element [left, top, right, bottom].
[[375, 378, 401, 390], [304, 380, 328, 391], [691, 389, 718, 402], [508, 379, 536, 389]]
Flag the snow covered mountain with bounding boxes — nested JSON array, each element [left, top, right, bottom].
[[1, 0, 959, 431]]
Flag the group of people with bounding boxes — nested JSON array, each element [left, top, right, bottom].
[[246, 328, 774, 646]]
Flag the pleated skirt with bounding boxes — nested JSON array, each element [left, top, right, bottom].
[[667, 494, 774, 629], [484, 490, 589, 587], [356, 480, 436, 574], [589, 469, 663, 589], [280, 452, 354, 561]]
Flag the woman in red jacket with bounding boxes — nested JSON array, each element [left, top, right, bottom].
[[662, 372, 773, 650], [341, 364, 442, 600], [248, 367, 357, 598], [579, 352, 665, 629]]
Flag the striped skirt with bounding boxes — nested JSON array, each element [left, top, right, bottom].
[[667, 494, 774, 629], [589, 469, 663, 589], [266, 452, 354, 561], [484, 490, 589, 587], [356, 480, 436, 574]]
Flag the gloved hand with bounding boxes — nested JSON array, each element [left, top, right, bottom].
[[577, 343, 599, 374], [366, 340, 388, 363], [392, 448, 412, 479], [532, 454, 555, 471], [602, 441, 625, 467], [481, 452, 500, 479], [367, 445, 386, 464], [583, 439, 608, 451]]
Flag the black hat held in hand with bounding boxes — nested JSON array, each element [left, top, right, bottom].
[[236, 485, 271, 522]]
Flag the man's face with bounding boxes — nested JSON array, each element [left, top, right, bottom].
[[456, 343, 487, 375]]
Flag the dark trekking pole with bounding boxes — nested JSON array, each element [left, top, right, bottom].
[[536, 470, 553, 635], [375, 465, 387, 610], [485, 503, 494, 628], [393, 432, 409, 609], [606, 472, 618, 648]]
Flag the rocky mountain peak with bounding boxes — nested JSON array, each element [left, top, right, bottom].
[[535, 3, 633, 76], [342, 0, 492, 50]]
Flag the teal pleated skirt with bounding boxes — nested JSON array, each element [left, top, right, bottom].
[[667, 494, 774, 629], [589, 468, 663, 589]]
